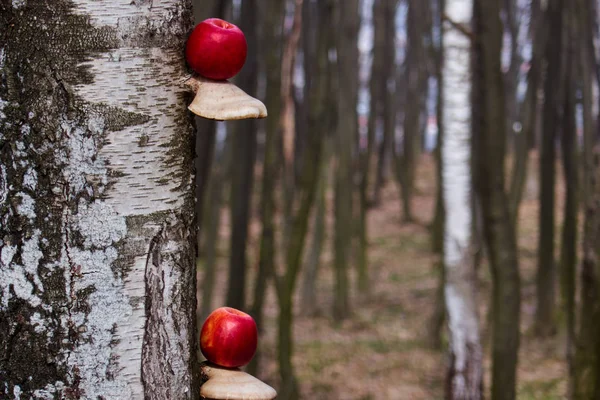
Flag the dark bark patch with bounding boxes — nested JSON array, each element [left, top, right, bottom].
[[0, 297, 67, 396]]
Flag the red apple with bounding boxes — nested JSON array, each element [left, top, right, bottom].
[[200, 307, 258, 368], [185, 18, 247, 81]]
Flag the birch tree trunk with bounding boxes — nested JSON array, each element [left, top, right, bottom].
[[441, 1, 483, 398], [0, 1, 198, 398]]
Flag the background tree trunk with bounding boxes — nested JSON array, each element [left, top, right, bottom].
[[579, 0, 597, 208], [226, 0, 259, 310], [300, 142, 330, 317], [474, 0, 522, 398], [0, 1, 197, 398], [503, 0, 520, 153], [573, 147, 600, 399], [199, 132, 230, 324], [247, 0, 286, 377], [441, 0, 483, 397], [372, 0, 397, 206], [560, 0, 578, 391], [332, 0, 359, 322], [535, 0, 565, 337], [276, 1, 329, 398], [508, 0, 543, 228], [398, 0, 429, 223], [357, 0, 386, 294], [573, 1, 600, 391], [428, 0, 446, 349]]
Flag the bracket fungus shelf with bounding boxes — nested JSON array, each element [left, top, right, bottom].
[[185, 75, 267, 121], [200, 362, 277, 400]]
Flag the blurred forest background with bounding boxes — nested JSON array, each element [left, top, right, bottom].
[[193, 0, 600, 399]]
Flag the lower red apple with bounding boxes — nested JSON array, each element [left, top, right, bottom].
[[185, 18, 247, 81], [200, 307, 258, 368]]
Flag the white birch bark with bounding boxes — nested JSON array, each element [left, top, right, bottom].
[[0, 1, 198, 398], [441, 0, 483, 398]]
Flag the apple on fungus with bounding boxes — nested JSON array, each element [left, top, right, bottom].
[[183, 18, 266, 120], [200, 307, 258, 368], [186, 18, 247, 81]]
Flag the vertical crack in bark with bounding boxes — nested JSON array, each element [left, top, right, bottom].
[[142, 225, 175, 398]]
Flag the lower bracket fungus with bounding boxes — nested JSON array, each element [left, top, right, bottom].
[[200, 362, 277, 400]]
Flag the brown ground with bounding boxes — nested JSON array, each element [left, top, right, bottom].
[[200, 153, 568, 399]]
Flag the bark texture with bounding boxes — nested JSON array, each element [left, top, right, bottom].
[[441, 1, 483, 398], [0, 1, 197, 399]]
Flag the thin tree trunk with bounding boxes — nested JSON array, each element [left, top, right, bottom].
[[474, 1, 521, 399], [535, 0, 565, 337], [358, 0, 386, 294], [573, 146, 600, 399], [398, 0, 428, 223], [579, 0, 597, 204], [560, 1, 578, 392], [0, 1, 197, 398], [200, 133, 230, 324], [300, 144, 329, 317], [373, 133, 391, 206], [226, 0, 259, 310], [428, 0, 446, 349], [276, 1, 329, 398], [196, 119, 216, 250], [372, 0, 397, 207], [247, 0, 286, 377], [281, 0, 306, 247], [441, 1, 483, 398], [332, 0, 359, 322], [508, 0, 543, 228], [503, 0, 520, 151], [573, 2, 600, 397]]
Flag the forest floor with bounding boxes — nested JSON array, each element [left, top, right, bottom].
[[199, 152, 569, 399]]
